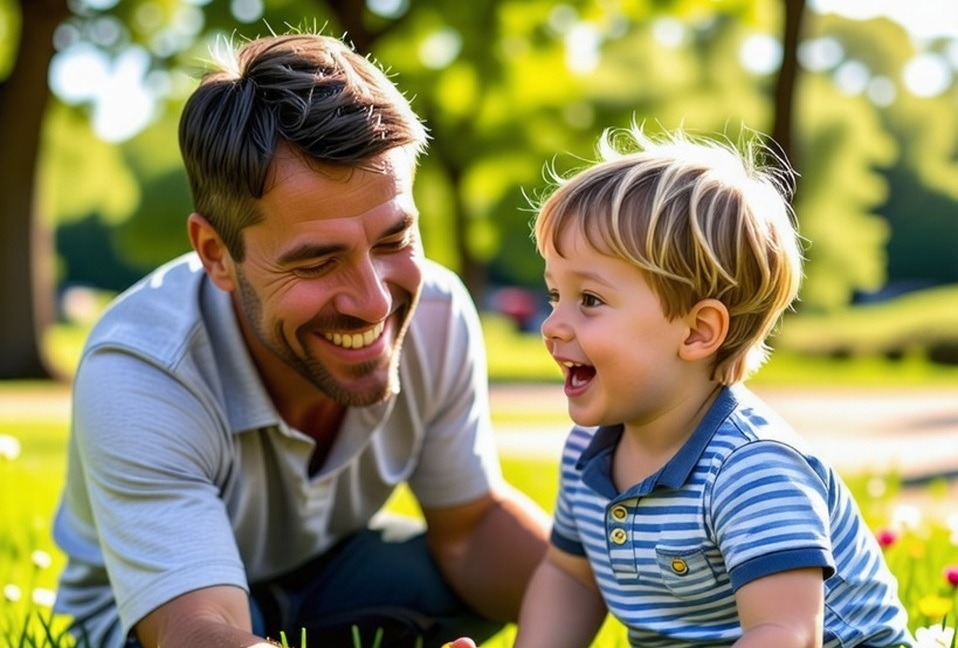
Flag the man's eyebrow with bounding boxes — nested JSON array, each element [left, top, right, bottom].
[[277, 242, 346, 266], [381, 213, 415, 239], [276, 214, 416, 266]]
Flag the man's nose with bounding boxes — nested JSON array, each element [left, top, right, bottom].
[[334, 256, 392, 323]]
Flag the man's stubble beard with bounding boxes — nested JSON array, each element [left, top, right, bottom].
[[233, 268, 414, 407]]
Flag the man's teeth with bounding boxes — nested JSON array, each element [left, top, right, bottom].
[[324, 321, 385, 349]]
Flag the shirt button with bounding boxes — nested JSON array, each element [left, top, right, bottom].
[[610, 505, 628, 521], [609, 528, 628, 545], [671, 557, 689, 575]]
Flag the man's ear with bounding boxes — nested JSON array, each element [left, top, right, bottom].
[[679, 298, 729, 362], [188, 213, 237, 293]]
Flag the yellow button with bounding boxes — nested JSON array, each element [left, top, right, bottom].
[[609, 528, 628, 545], [671, 557, 689, 575], [610, 505, 628, 521]]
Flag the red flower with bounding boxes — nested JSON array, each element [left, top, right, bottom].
[[875, 528, 898, 548], [944, 565, 958, 587]]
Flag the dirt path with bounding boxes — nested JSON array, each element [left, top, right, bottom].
[[490, 382, 958, 483]]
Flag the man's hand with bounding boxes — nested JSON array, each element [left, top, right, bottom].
[[135, 584, 273, 648]]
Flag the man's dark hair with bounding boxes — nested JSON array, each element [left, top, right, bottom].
[[179, 33, 429, 259]]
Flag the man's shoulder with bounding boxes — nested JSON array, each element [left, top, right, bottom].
[[82, 253, 212, 365], [408, 259, 477, 335], [418, 258, 468, 302]]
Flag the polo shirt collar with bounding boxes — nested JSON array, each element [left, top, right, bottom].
[[577, 385, 740, 499], [200, 271, 399, 439], [202, 274, 282, 434]]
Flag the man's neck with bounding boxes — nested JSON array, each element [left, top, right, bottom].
[[232, 300, 347, 448]]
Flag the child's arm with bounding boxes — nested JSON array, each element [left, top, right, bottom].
[[513, 545, 607, 648], [733, 567, 825, 648]]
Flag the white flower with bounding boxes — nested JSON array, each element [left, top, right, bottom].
[[0, 434, 21, 461], [915, 624, 955, 648], [3, 583, 22, 602], [890, 503, 922, 533], [31, 587, 56, 608], [946, 513, 958, 546], [866, 476, 887, 498], [31, 550, 52, 569]]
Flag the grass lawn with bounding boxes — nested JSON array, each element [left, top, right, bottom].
[[3, 304, 958, 646]]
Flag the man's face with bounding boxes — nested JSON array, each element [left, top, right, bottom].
[[231, 145, 423, 407]]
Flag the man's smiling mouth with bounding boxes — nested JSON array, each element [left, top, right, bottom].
[[323, 321, 386, 349]]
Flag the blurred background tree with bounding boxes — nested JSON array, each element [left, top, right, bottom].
[[1, 0, 956, 378]]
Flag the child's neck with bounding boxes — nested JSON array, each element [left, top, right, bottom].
[[612, 383, 722, 492]]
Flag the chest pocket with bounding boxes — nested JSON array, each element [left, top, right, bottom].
[[655, 546, 720, 599]]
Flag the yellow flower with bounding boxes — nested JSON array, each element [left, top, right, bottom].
[[918, 594, 952, 620]]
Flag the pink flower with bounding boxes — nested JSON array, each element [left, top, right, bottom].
[[944, 565, 958, 588], [875, 528, 898, 548]]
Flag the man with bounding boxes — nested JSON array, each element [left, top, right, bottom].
[[52, 33, 549, 648]]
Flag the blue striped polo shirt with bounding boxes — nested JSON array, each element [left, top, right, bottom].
[[551, 384, 913, 648]]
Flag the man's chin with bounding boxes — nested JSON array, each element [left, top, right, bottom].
[[312, 366, 399, 408]]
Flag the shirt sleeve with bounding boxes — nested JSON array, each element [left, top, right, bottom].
[[70, 348, 248, 636], [405, 264, 503, 508], [707, 440, 836, 591]]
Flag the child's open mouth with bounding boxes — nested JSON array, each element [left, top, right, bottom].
[[563, 362, 596, 395]]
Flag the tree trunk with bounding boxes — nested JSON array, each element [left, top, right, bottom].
[[0, 0, 69, 378], [772, 0, 806, 173]]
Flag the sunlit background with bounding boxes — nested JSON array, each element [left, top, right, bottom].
[[1, 0, 957, 379]]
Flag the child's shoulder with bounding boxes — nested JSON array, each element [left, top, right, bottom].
[[721, 385, 812, 455]]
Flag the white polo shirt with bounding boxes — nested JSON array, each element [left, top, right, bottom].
[[52, 253, 503, 648]]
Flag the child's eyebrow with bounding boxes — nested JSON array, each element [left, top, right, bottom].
[[543, 268, 617, 290], [571, 269, 617, 289]]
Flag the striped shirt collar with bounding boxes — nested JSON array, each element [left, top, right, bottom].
[[576, 385, 740, 498]]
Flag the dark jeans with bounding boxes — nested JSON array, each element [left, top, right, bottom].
[[126, 515, 502, 648], [254, 514, 504, 647]]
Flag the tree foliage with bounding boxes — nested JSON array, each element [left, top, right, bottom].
[[1, 0, 956, 377]]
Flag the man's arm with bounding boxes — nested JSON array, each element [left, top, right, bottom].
[[422, 484, 549, 621], [135, 585, 277, 648]]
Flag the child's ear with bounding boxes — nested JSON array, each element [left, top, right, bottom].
[[679, 298, 729, 362], [188, 213, 237, 293]]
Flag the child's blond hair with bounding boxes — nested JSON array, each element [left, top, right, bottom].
[[534, 126, 803, 384]]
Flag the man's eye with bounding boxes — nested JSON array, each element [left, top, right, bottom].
[[294, 262, 332, 278], [377, 232, 413, 252]]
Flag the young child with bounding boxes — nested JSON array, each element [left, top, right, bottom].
[[448, 126, 913, 648]]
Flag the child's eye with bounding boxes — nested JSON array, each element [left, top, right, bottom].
[[581, 293, 603, 307], [546, 290, 559, 305]]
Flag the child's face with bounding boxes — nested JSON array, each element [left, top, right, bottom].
[[540, 226, 695, 430]]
